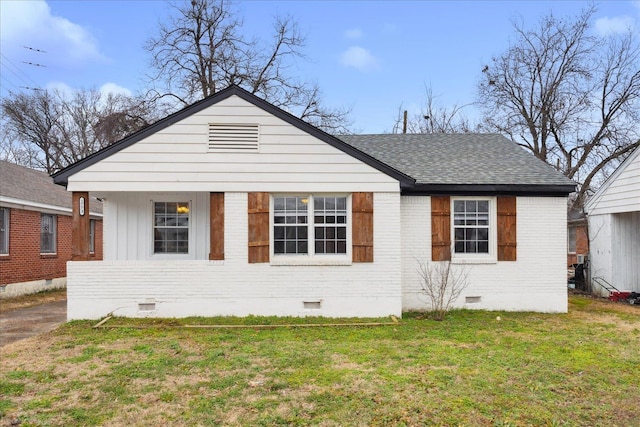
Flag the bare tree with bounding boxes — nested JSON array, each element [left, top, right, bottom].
[[1, 89, 154, 174], [144, 0, 351, 133], [416, 252, 469, 321], [392, 85, 475, 134], [478, 6, 640, 209]]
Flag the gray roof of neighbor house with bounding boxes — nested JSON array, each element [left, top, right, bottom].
[[0, 160, 102, 214], [340, 133, 575, 194]]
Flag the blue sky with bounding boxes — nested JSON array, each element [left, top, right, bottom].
[[1, 0, 639, 133]]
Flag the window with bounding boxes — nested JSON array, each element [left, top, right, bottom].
[[568, 226, 577, 253], [89, 219, 96, 254], [153, 202, 189, 254], [41, 214, 57, 254], [0, 208, 8, 255], [273, 195, 348, 256], [453, 200, 489, 254]]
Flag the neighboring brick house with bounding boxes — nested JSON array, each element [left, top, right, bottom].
[[0, 160, 102, 297], [567, 208, 589, 267]]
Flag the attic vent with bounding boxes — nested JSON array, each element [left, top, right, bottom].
[[209, 124, 259, 151]]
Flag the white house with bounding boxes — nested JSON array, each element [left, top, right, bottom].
[[53, 86, 575, 320], [585, 145, 640, 296]]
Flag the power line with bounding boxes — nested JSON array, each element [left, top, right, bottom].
[[23, 46, 47, 53], [22, 61, 46, 68], [1, 53, 41, 88]]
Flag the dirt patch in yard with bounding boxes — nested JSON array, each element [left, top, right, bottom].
[[0, 289, 66, 314]]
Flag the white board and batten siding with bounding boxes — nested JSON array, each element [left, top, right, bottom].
[[66, 95, 399, 194], [586, 148, 640, 294], [401, 196, 568, 313], [64, 94, 403, 319]]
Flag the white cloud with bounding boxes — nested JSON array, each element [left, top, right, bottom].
[[45, 81, 75, 98], [340, 46, 379, 72], [100, 82, 132, 97], [345, 28, 363, 39], [0, 0, 107, 68], [594, 15, 635, 35]]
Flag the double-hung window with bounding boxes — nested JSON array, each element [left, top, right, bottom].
[[0, 208, 8, 255], [153, 202, 190, 254], [273, 195, 348, 257], [452, 199, 492, 257], [41, 214, 57, 254]]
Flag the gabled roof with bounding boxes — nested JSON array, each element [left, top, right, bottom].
[[340, 134, 575, 195], [52, 85, 414, 187], [51, 84, 574, 196], [0, 160, 102, 214], [584, 144, 640, 212]]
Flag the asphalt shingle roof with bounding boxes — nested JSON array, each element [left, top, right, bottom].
[[339, 133, 575, 187], [0, 160, 102, 214]]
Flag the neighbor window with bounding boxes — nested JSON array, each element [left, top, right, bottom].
[[0, 208, 8, 255], [89, 219, 96, 254], [273, 195, 347, 256], [41, 214, 57, 254], [568, 226, 577, 253], [453, 199, 489, 254], [153, 202, 190, 254]]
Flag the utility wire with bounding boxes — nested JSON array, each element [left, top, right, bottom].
[[1, 53, 41, 87]]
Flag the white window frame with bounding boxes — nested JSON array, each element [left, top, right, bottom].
[[40, 213, 57, 255], [270, 194, 352, 266], [0, 207, 8, 255], [451, 197, 497, 264], [150, 198, 194, 259]]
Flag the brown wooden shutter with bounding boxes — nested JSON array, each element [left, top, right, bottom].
[[209, 192, 224, 260], [497, 196, 517, 261], [248, 192, 270, 263], [431, 196, 451, 261], [352, 192, 374, 263]]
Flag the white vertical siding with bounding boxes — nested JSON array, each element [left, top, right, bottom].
[[67, 192, 402, 319], [401, 196, 568, 313], [612, 211, 640, 292], [103, 192, 209, 261], [589, 211, 640, 294]]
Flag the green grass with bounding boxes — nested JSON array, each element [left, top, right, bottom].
[[1, 295, 638, 426]]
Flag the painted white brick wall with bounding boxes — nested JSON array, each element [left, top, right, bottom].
[[67, 192, 402, 320], [401, 196, 568, 313]]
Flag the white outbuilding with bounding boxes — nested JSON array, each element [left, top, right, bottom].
[[585, 145, 640, 296]]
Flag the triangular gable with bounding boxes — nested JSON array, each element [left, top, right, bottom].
[[52, 85, 414, 187], [585, 144, 640, 213]]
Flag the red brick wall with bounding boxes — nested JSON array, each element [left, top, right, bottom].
[[567, 224, 589, 266], [0, 207, 103, 285]]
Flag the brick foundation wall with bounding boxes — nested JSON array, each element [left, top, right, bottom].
[[0, 207, 102, 285]]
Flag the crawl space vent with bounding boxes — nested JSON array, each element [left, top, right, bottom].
[[138, 302, 156, 311], [208, 124, 259, 151], [465, 296, 482, 304], [303, 301, 322, 309]]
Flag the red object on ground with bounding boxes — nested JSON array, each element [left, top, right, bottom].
[[609, 291, 631, 302]]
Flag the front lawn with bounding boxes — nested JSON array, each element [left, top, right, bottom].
[[1, 295, 638, 426]]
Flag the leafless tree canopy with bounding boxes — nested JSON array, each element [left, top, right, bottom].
[[1, 89, 154, 174], [392, 85, 475, 134], [478, 6, 640, 208], [145, 0, 351, 133]]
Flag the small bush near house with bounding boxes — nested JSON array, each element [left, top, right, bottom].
[[0, 295, 638, 426]]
